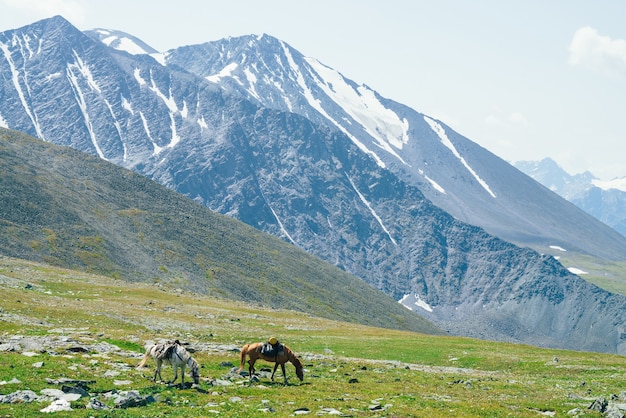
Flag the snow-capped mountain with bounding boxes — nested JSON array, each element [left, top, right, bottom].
[[1, 16, 626, 354], [163, 34, 626, 261], [515, 158, 626, 237]]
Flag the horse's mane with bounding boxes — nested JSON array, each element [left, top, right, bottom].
[[289, 351, 303, 368], [187, 355, 198, 367], [280, 345, 302, 369]]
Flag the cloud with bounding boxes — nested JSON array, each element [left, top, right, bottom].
[[568, 26, 626, 78], [485, 109, 528, 128], [484, 114, 502, 126], [507, 112, 528, 126], [3, 0, 86, 25]]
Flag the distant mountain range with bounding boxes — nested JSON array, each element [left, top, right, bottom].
[[1, 16, 626, 354], [514, 158, 626, 237]]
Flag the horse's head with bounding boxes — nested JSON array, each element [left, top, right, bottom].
[[190, 359, 200, 384], [292, 356, 304, 381]]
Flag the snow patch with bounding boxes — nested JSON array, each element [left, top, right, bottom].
[[425, 176, 446, 193], [45, 72, 62, 81], [279, 43, 386, 168], [243, 67, 261, 100], [121, 96, 133, 114], [549, 245, 567, 252], [197, 116, 208, 130], [305, 57, 410, 164], [103, 35, 151, 55], [567, 267, 588, 275], [70, 50, 101, 93], [66, 52, 105, 159], [102, 96, 123, 160], [166, 112, 180, 149], [0, 113, 7, 128], [133, 68, 146, 86], [0, 38, 45, 139], [592, 177, 626, 192], [419, 169, 446, 194], [399, 294, 433, 312], [206, 62, 238, 83], [424, 116, 496, 198], [149, 52, 167, 66], [267, 203, 295, 245], [139, 111, 162, 155], [271, 78, 293, 111], [19, 33, 35, 59], [347, 174, 397, 246], [149, 75, 178, 113]]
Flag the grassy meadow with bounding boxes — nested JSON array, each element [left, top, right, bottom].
[[0, 256, 624, 417]]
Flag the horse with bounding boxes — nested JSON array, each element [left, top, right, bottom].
[[238, 341, 304, 385], [136, 340, 200, 386]]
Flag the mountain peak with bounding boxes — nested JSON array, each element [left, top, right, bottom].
[[84, 28, 158, 55], [514, 158, 595, 195], [1, 15, 73, 43], [35, 15, 72, 27]]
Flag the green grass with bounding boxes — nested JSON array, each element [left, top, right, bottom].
[[0, 256, 623, 417], [556, 252, 626, 296]]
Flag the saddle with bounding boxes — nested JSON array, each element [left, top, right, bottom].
[[260, 341, 284, 358], [154, 339, 180, 360]]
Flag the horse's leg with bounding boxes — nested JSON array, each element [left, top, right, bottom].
[[154, 359, 162, 382], [168, 365, 178, 384], [281, 362, 287, 385], [271, 362, 279, 381], [248, 359, 256, 381]]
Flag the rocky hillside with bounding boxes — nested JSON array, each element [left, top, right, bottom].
[[0, 127, 439, 335]]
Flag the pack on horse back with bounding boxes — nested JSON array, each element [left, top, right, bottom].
[[154, 339, 180, 360], [260, 337, 284, 358]]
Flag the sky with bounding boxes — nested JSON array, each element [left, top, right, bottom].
[[1, 0, 625, 180]]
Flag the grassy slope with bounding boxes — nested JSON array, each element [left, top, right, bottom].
[[537, 244, 626, 296], [0, 256, 623, 417]]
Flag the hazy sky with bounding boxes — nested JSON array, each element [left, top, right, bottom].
[[2, 0, 625, 179]]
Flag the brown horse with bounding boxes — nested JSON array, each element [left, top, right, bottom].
[[238, 342, 304, 385]]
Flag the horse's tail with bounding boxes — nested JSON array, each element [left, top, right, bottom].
[[238, 344, 249, 373], [136, 346, 152, 369]]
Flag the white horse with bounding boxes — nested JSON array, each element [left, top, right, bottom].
[[136, 340, 200, 386]]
